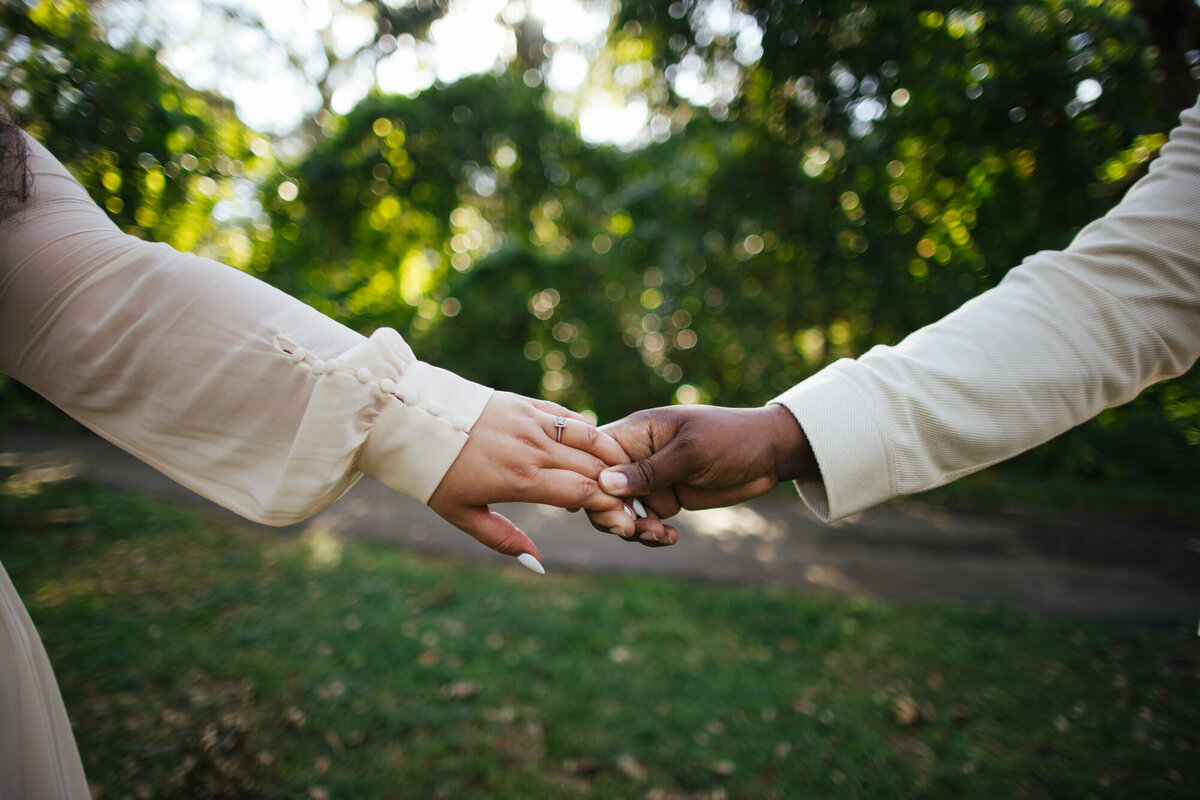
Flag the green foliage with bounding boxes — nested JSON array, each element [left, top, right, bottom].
[[2, 479, 1197, 798], [0, 0, 268, 266], [1, 0, 1197, 502], [260, 73, 665, 417], [610, 0, 1171, 392]]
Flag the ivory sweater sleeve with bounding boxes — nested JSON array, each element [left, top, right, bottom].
[[773, 97, 1200, 522], [0, 132, 492, 524]]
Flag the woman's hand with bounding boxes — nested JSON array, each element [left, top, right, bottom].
[[427, 391, 654, 569]]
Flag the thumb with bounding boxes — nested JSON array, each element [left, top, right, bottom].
[[450, 506, 545, 573], [599, 439, 694, 497]]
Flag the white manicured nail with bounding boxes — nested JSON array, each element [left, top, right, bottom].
[[517, 553, 545, 575], [624, 505, 635, 520], [631, 498, 647, 518]]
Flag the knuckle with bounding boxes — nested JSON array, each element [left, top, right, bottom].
[[693, 463, 721, 487], [512, 463, 541, 491], [492, 530, 523, 556], [675, 430, 701, 457], [572, 475, 598, 504], [629, 408, 662, 425], [585, 456, 609, 477], [634, 459, 657, 491]]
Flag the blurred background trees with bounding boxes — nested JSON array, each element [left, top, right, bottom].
[[2, 0, 1197, 504]]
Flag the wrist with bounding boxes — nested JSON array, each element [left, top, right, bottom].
[[764, 403, 815, 483]]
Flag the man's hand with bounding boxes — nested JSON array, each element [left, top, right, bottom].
[[588, 405, 816, 536], [428, 392, 648, 569]]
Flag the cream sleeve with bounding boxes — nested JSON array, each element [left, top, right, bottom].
[[773, 97, 1200, 522], [0, 132, 492, 525]]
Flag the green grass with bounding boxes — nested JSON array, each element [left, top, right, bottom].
[[1, 476, 1197, 799]]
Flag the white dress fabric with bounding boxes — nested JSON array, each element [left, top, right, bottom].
[[774, 97, 1200, 521], [0, 133, 494, 795]]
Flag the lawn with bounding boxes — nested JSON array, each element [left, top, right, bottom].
[[0, 474, 1196, 799]]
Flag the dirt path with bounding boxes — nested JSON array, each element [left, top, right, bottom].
[[2, 429, 1197, 624]]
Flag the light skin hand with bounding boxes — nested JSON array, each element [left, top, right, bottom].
[[585, 404, 816, 538], [427, 391, 642, 564]]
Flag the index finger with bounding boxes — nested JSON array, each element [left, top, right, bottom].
[[442, 505, 542, 561], [518, 467, 629, 513]]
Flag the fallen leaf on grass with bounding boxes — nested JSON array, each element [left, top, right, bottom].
[[483, 706, 517, 723], [892, 695, 927, 727], [43, 507, 88, 524], [791, 688, 818, 716], [316, 680, 345, 700], [440, 680, 481, 699], [647, 789, 729, 800], [617, 754, 648, 781]]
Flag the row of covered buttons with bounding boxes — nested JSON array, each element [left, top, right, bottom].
[[288, 347, 470, 431]]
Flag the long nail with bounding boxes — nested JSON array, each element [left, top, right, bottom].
[[631, 498, 647, 519], [517, 553, 545, 575]]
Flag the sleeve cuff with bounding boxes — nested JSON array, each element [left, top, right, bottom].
[[357, 359, 494, 505], [770, 362, 896, 522]]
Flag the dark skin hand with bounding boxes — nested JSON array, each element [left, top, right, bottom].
[[585, 405, 818, 543]]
